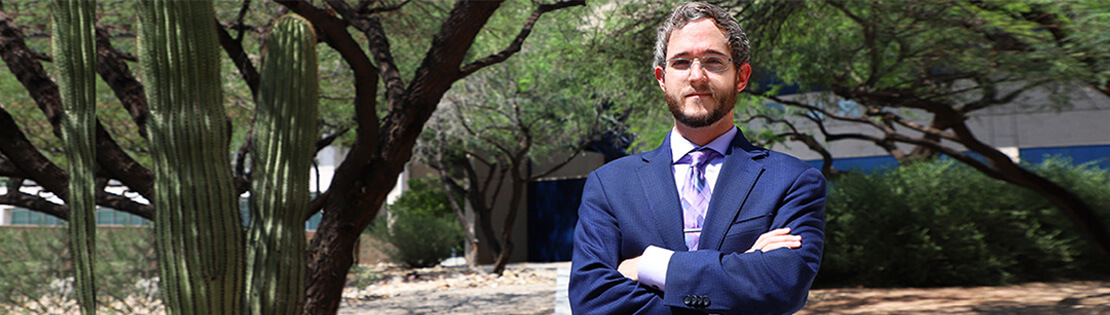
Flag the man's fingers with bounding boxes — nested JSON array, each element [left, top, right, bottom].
[[760, 239, 802, 252], [618, 256, 640, 281], [746, 228, 802, 253]]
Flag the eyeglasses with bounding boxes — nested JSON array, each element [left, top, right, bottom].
[[665, 55, 733, 73]]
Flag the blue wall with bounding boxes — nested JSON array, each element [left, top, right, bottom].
[[1020, 144, 1110, 169], [805, 155, 899, 174], [804, 144, 1110, 172], [528, 177, 586, 262]]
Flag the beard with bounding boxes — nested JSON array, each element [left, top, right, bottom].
[[666, 86, 737, 128]]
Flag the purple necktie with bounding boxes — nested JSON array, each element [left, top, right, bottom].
[[681, 149, 717, 250]]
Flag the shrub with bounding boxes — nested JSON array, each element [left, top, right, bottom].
[[370, 176, 464, 268], [0, 226, 161, 312], [816, 158, 1110, 288], [96, 227, 160, 312], [0, 227, 72, 312]]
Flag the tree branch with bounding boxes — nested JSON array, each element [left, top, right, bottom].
[[458, 0, 585, 78], [759, 92, 891, 133], [359, 0, 412, 15], [0, 107, 68, 200], [95, 26, 148, 135], [217, 19, 260, 99], [367, 21, 408, 107], [865, 108, 960, 141], [0, 192, 66, 220], [97, 192, 154, 220], [0, 8, 62, 135], [0, 156, 25, 177], [321, 0, 405, 105]]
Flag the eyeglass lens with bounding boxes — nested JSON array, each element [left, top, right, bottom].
[[667, 55, 731, 72]]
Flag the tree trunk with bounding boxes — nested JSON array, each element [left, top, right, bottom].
[[491, 177, 526, 275], [433, 153, 482, 270], [302, 201, 364, 315]]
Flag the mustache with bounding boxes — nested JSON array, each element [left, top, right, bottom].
[[684, 83, 717, 98]]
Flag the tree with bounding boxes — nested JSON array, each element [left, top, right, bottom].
[[416, 2, 638, 274], [730, 0, 1110, 261], [0, 0, 584, 313], [422, 63, 599, 274]]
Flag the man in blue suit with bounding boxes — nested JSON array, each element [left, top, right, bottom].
[[569, 2, 826, 314]]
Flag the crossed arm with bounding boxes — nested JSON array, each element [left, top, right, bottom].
[[617, 227, 802, 281]]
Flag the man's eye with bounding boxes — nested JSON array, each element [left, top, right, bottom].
[[704, 58, 726, 66], [670, 60, 691, 68]]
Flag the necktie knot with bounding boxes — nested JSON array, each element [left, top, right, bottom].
[[688, 149, 717, 169]]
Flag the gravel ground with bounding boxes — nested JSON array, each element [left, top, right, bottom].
[[4, 263, 1106, 314], [339, 262, 1110, 314], [339, 262, 561, 314]]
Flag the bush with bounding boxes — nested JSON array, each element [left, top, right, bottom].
[[0, 226, 160, 312], [815, 158, 1110, 288], [0, 227, 72, 312], [370, 176, 464, 268]]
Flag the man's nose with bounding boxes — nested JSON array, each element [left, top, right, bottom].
[[687, 61, 709, 82]]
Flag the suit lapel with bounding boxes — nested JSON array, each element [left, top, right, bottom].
[[699, 130, 766, 251], [637, 137, 686, 251]]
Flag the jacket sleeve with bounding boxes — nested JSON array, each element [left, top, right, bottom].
[[663, 167, 826, 314], [569, 172, 669, 314]]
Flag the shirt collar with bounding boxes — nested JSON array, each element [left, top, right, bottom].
[[670, 125, 737, 164]]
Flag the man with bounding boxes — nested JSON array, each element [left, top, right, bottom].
[[569, 2, 826, 314]]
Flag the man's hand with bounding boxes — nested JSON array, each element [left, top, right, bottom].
[[618, 256, 641, 281], [745, 227, 802, 253]]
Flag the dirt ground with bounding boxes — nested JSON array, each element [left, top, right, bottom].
[[801, 281, 1110, 314], [339, 262, 1110, 314], [2, 262, 1106, 313]]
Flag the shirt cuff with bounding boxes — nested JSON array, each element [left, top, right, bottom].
[[638, 245, 673, 291]]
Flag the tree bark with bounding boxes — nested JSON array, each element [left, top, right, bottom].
[[299, 1, 511, 312]]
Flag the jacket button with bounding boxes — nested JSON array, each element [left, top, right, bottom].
[[703, 295, 711, 307], [683, 295, 693, 306]]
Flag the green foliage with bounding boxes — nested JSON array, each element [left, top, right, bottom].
[[0, 228, 72, 313], [371, 177, 464, 268], [818, 158, 1110, 288], [346, 265, 384, 290], [0, 227, 160, 313], [430, 2, 611, 162], [94, 228, 160, 313], [737, 0, 1110, 109]]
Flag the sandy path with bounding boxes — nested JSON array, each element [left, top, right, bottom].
[[338, 262, 1110, 314]]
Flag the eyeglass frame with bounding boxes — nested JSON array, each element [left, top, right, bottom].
[[663, 54, 734, 73]]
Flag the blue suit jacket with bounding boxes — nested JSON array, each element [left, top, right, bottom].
[[569, 129, 826, 314]]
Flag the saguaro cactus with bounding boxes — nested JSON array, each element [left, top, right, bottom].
[[51, 0, 97, 313], [245, 14, 318, 315], [136, 0, 245, 313]]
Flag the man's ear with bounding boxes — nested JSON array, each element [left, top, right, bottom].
[[735, 62, 752, 92], [654, 66, 666, 91]]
